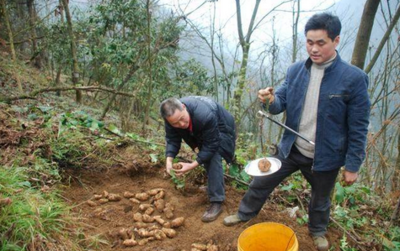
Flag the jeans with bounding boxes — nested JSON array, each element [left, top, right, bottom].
[[203, 152, 225, 203], [238, 146, 339, 236]]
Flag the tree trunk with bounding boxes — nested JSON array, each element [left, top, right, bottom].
[[351, 0, 380, 69], [100, 64, 140, 120], [55, 66, 62, 96], [392, 197, 400, 221], [292, 0, 300, 63], [210, 2, 218, 102], [27, 0, 41, 68], [365, 5, 400, 74], [1, 0, 23, 93], [1, 0, 16, 61], [394, 132, 400, 191], [233, 0, 261, 124], [142, 0, 152, 134], [61, 0, 82, 103]]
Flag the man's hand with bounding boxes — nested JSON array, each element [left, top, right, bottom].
[[343, 170, 358, 186], [166, 157, 174, 175], [174, 161, 199, 176], [258, 87, 275, 104]]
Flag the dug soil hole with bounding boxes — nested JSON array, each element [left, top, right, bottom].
[[64, 164, 341, 251]]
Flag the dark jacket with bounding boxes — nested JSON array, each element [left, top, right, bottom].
[[164, 96, 236, 165], [269, 54, 370, 172]]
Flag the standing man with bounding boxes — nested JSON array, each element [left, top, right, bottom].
[[160, 96, 235, 222], [223, 13, 370, 251]]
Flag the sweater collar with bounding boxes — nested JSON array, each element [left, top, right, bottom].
[[305, 50, 341, 72]]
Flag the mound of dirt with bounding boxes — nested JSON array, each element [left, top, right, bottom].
[[64, 163, 342, 251]]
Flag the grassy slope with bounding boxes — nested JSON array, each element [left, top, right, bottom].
[[0, 57, 124, 250]]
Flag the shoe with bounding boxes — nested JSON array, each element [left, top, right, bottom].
[[312, 235, 329, 251], [223, 214, 244, 226], [201, 203, 222, 222]]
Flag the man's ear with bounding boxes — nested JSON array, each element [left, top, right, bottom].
[[182, 104, 186, 110], [334, 35, 340, 47]]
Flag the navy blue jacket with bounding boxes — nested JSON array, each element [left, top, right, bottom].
[[269, 54, 370, 172], [164, 96, 236, 165]]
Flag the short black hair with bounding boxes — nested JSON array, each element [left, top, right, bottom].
[[305, 12, 341, 41], [160, 98, 183, 119]]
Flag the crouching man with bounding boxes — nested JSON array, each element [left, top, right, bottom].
[[160, 96, 236, 222]]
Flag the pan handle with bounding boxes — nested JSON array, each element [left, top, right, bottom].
[[257, 110, 315, 146]]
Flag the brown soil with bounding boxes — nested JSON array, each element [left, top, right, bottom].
[[64, 162, 342, 251]]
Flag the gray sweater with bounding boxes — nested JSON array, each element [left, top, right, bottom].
[[295, 55, 336, 158]]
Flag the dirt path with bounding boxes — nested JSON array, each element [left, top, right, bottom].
[[64, 164, 342, 251]]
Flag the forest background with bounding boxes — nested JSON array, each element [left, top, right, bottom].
[[0, 0, 399, 250]]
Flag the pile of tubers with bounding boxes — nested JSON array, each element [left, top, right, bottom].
[[86, 190, 122, 207], [86, 188, 185, 247]]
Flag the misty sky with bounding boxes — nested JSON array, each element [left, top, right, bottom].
[[157, 0, 397, 64], [69, 0, 395, 67], [159, 0, 368, 58]]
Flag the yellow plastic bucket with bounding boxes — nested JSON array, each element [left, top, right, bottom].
[[238, 222, 299, 251]]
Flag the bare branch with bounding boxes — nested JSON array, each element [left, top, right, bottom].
[[1, 86, 138, 103], [365, 5, 400, 73]]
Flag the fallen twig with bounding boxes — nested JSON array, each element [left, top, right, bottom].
[[223, 173, 249, 186], [2, 85, 138, 103], [391, 197, 400, 221], [329, 216, 367, 251], [103, 127, 164, 146]]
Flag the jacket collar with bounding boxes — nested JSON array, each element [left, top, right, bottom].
[[305, 50, 341, 73]]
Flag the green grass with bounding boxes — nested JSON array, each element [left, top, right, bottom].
[[0, 166, 69, 250]]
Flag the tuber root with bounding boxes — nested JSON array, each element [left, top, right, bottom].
[[258, 158, 271, 172], [145, 207, 155, 215], [154, 190, 165, 200], [122, 238, 137, 247], [123, 191, 135, 198], [165, 203, 175, 210], [154, 199, 165, 212], [164, 208, 174, 219], [172, 163, 183, 170], [93, 194, 103, 200], [137, 228, 153, 237], [142, 214, 154, 223], [86, 200, 97, 207], [207, 244, 219, 251], [118, 228, 131, 240], [171, 217, 185, 228], [161, 228, 177, 238], [154, 230, 167, 240], [133, 212, 143, 222], [98, 198, 109, 204], [153, 216, 166, 225], [107, 193, 122, 202], [148, 188, 164, 196], [138, 239, 149, 246], [129, 198, 141, 204], [135, 192, 150, 201], [139, 204, 152, 211], [192, 243, 208, 251], [133, 222, 148, 229]]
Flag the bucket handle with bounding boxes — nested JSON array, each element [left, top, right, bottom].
[[284, 231, 296, 251]]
